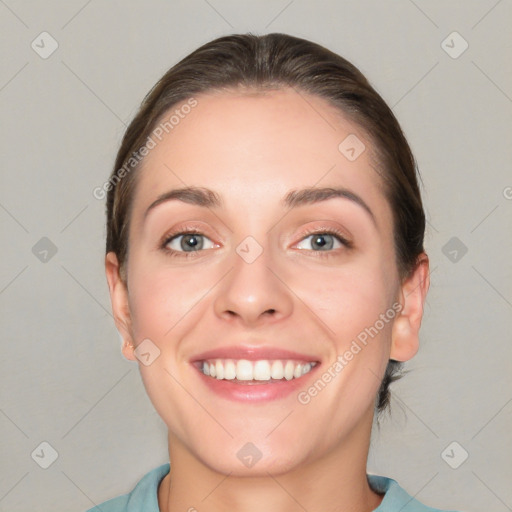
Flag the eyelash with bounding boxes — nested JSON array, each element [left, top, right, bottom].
[[299, 227, 353, 256], [160, 226, 353, 259]]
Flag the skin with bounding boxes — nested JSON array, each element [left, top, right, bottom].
[[105, 87, 429, 512]]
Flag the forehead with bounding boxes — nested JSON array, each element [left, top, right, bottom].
[[132, 87, 392, 227]]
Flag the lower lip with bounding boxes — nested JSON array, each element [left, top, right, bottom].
[[194, 364, 320, 402]]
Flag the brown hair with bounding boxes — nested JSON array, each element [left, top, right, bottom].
[[105, 33, 426, 413]]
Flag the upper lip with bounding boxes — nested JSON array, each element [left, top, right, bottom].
[[191, 345, 320, 363]]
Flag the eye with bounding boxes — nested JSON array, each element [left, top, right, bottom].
[[164, 232, 216, 253], [295, 230, 350, 252]]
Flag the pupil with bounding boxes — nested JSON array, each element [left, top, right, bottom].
[[312, 234, 332, 250], [182, 234, 202, 251]]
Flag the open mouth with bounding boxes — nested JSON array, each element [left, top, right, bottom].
[[197, 359, 318, 383]]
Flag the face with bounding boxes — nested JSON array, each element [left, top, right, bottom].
[[106, 87, 427, 476]]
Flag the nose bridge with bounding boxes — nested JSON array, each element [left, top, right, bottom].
[[213, 235, 294, 325]]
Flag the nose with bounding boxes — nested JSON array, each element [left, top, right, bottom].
[[213, 242, 294, 327]]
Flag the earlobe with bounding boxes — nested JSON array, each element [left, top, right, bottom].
[[105, 252, 137, 361], [390, 253, 430, 362]]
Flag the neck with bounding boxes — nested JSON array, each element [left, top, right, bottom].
[[158, 406, 383, 512]]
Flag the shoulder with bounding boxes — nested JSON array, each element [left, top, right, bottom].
[[368, 474, 463, 512], [84, 463, 170, 512]]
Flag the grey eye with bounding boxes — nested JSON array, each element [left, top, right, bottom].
[[296, 233, 343, 251], [166, 234, 215, 252]]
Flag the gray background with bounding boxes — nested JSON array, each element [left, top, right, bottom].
[[1, 1, 511, 511]]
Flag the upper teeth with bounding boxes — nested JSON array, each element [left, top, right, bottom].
[[201, 359, 317, 381]]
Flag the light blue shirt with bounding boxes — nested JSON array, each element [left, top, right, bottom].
[[85, 463, 460, 512]]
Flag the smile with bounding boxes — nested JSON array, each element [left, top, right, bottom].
[[200, 359, 318, 382]]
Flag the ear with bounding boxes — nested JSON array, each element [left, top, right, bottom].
[[390, 253, 430, 362], [105, 252, 137, 361]]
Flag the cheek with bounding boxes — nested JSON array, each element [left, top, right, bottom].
[[288, 255, 396, 409], [126, 260, 213, 340], [292, 256, 395, 345], [124, 261, 215, 435]]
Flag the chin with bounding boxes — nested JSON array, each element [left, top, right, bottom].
[[193, 439, 305, 477]]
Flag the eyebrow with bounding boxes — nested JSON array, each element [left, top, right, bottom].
[[144, 185, 376, 226], [283, 187, 376, 225]]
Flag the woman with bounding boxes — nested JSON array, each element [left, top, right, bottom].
[[90, 33, 459, 511]]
